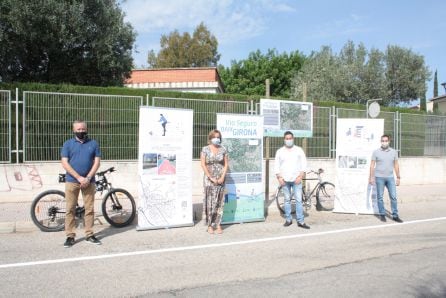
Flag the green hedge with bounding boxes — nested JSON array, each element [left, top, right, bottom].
[[0, 81, 428, 114]]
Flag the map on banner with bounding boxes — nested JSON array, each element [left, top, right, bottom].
[[260, 98, 313, 137]]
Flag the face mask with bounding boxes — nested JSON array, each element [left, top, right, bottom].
[[284, 139, 294, 147], [381, 141, 389, 149], [211, 138, 221, 145], [75, 132, 88, 140]]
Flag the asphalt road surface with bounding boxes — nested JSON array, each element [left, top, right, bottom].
[[0, 199, 445, 297]]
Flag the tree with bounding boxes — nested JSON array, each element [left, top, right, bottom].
[[385, 45, 431, 106], [218, 49, 305, 97], [291, 41, 431, 106], [148, 22, 220, 68], [291, 46, 341, 101], [433, 69, 438, 98], [293, 42, 388, 103], [0, 0, 135, 86]]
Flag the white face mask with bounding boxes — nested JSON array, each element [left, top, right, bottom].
[[211, 137, 221, 145], [284, 139, 294, 147]]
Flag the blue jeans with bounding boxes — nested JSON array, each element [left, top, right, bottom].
[[282, 181, 304, 223], [375, 176, 398, 217]]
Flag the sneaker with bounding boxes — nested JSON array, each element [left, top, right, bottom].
[[379, 215, 387, 222], [297, 222, 310, 229], [86, 235, 102, 245], [64, 237, 75, 248], [392, 216, 403, 223], [283, 220, 292, 227]]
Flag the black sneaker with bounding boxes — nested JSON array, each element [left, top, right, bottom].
[[283, 220, 292, 227], [392, 216, 403, 223], [64, 237, 75, 248], [86, 235, 102, 245], [297, 222, 310, 229], [379, 215, 387, 222]]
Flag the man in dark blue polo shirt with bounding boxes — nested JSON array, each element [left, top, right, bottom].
[[369, 134, 403, 223], [61, 120, 101, 247]]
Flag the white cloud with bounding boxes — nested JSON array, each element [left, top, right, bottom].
[[121, 0, 296, 44], [309, 13, 372, 39]]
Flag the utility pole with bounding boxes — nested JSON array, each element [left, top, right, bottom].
[[265, 78, 270, 215]]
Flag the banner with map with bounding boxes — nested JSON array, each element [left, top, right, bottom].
[[217, 113, 265, 223], [137, 106, 193, 230], [260, 98, 313, 137], [333, 118, 384, 214]]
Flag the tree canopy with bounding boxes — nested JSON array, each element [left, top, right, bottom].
[[218, 49, 305, 98], [0, 0, 135, 86], [292, 41, 431, 106], [148, 22, 220, 68]]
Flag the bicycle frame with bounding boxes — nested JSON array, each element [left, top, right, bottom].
[[274, 168, 335, 214], [302, 170, 325, 201]]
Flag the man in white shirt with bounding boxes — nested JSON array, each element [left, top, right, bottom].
[[274, 131, 310, 229]]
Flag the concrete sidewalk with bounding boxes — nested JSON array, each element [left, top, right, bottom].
[[0, 183, 444, 234]]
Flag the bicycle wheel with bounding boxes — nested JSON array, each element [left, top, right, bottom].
[[316, 182, 336, 211], [30, 190, 66, 232], [101, 188, 136, 227], [275, 186, 296, 214]]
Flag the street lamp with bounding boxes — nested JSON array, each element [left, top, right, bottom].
[[366, 98, 382, 118], [441, 82, 446, 94]]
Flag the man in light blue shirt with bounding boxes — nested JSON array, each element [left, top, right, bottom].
[[369, 134, 402, 223]]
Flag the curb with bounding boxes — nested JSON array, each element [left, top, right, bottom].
[[0, 222, 15, 234], [1, 194, 444, 234]]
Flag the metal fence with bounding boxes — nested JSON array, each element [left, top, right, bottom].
[[0, 91, 11, 163], [23, 91, 143, 161], [2, 90, 446, 163], [400, 113, 446, 156]]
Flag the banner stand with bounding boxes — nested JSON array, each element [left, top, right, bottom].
[[137, 106, 194, 231], [217, 113, 265, 224]]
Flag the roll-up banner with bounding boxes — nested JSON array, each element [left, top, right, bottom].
[[333, 118, 384, 214], [216, 113, 265, 223], [137, 106, 194, 230]]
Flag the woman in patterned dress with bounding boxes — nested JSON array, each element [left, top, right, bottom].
[[200, 129, 229, 234]]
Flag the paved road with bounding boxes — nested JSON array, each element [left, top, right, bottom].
[[0, 196, 445, 297]]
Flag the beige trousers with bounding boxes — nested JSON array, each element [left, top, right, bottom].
[[65, 182, 95, 238]]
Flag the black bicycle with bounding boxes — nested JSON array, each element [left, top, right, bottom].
[[30, 167, 136, 232], [275, 168, 336, 214]]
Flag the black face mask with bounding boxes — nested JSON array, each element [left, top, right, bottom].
[[74, 132, 88, 140]]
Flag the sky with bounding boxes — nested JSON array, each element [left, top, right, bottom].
[[120, 0, 446, 100]]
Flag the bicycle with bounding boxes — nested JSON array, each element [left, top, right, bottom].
[[275, 168, 335, 214], [30, 167, 136, 232]]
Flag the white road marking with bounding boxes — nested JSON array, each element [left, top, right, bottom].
[[1, 216, 445, 269]]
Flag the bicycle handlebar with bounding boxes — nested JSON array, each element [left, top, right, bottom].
[[96, 167, 116, 176], [306, 168, 324, 175], [59, 167, 116, 183]]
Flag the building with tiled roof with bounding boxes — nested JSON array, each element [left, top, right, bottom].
[[428, 94, 446, 114], [124, 67, 224, 93]]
